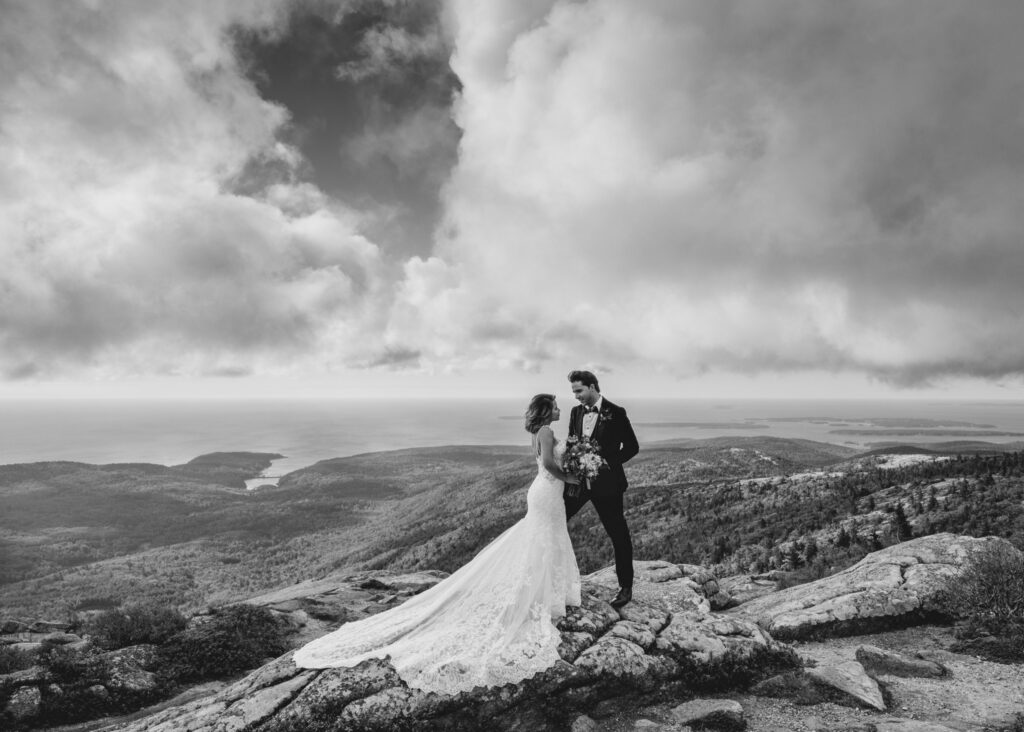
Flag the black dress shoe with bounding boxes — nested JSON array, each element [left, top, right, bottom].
[[610, 587, 632, 609]]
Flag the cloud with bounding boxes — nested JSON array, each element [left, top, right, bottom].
[[335, 13, 448, 83], [229, 0, 461, 260], [384, 0, 1024, 386], [0, 0, 388, 379], [345, 103, 458, 180], [6, 0, 1024, 393], [204, 366, 253, 378], [363, 345, 422, 369]]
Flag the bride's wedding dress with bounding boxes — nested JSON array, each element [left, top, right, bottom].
[[293, 440, 582, 695]]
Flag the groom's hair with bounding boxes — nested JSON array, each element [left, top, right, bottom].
[[567, 370, 600, 391], [524, 394, 557, 433]]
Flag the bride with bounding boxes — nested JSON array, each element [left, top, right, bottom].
[[293, 393, 583, 695]]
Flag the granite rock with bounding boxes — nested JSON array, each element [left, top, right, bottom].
[[855, 644, 947, 678], [670, 698, 745, 730], [806, 660, 886, 711], [93, 575, 790, 732], [731, 534, 1017, 640], [4, 685, 42, 721]]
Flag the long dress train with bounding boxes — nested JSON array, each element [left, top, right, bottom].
[[293, 440, 581, 695]]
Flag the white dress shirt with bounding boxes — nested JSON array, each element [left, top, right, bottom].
[[582, 396, 603, 438]]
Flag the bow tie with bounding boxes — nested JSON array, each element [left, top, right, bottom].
[[584, 406, 599, 414]]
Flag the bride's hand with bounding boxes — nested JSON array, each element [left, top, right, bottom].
[[564, 474, 581, 485]]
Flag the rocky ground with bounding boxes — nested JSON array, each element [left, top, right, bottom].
[[574, 623, 1024, 731], [5, 533, 1024, 731]]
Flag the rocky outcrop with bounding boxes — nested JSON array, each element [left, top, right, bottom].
[[588, 560, 736, 611], [10, 535, 1013, 730], [0, 642, 161, 728], [752, 659, 887, 712], [0, 621, 83, 665], [104, 645, 160, 695], [93, 570, 794, 732], [870, 721, 969, 732], [244, 570, 449, 646], [4, 685, 42, 723], [806, 660, 886, 711], [670, 698, 745, 730], [855, 645, 947, 678], [0, 667, 46, 696], [730, 534, 1017, 640], [717, 573, 779, 605]]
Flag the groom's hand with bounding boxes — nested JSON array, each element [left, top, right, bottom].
[[617, 410, 639, 463]]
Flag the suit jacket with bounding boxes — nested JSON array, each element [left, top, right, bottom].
[[569, 397, 639, 495]]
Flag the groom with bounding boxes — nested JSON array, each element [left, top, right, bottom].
[[564, 370, 639, 608]]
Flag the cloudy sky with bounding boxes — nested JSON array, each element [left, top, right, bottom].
[[2, 0, 1024, 400]]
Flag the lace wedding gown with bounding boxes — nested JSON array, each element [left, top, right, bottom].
[[293, 440, 582, 695]]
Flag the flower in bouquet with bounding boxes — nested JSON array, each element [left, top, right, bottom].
[[562, 435, 608, 481]]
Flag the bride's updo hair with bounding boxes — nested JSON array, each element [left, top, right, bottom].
[[524, 394, 556, 434]]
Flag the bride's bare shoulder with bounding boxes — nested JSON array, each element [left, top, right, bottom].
[[534, 425, 555, 450]]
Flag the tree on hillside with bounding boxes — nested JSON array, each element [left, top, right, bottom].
[[870, 531, 884, 551], [805, 537, 819, 563], [891, 502, 914, 542]]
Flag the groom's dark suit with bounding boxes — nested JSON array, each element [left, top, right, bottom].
[[564, 397, 639, 589]]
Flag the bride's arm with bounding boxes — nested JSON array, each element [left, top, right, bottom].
[[538, 427, 579, 484]]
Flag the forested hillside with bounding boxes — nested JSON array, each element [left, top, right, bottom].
[[567, 448, 1024, 582], [3, 440, 1022, 619]]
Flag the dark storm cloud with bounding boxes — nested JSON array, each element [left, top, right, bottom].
[[232, 0, 461, 258]]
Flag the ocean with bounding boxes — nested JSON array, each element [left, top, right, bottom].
[[3, 398, 1024, 487]]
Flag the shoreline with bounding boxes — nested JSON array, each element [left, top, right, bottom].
[[5, 435, 1024, 476]]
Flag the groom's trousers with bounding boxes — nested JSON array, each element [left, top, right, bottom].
[[565, 489, 634, 589]]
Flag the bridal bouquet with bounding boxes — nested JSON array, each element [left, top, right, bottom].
[[562, 435, 607, 497]]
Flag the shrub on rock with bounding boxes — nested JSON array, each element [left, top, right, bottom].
[[157, 604, 288, 683], [87, 601, 187, 650], [943, 540, 1024, 625], [33, 644, 115, 725], [0, 646, 33, 674], [943, 540, 1024, 662]]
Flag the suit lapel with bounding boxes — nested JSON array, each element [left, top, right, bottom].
[[593, 398, 612, 444], [593, 406, 605, 443]]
